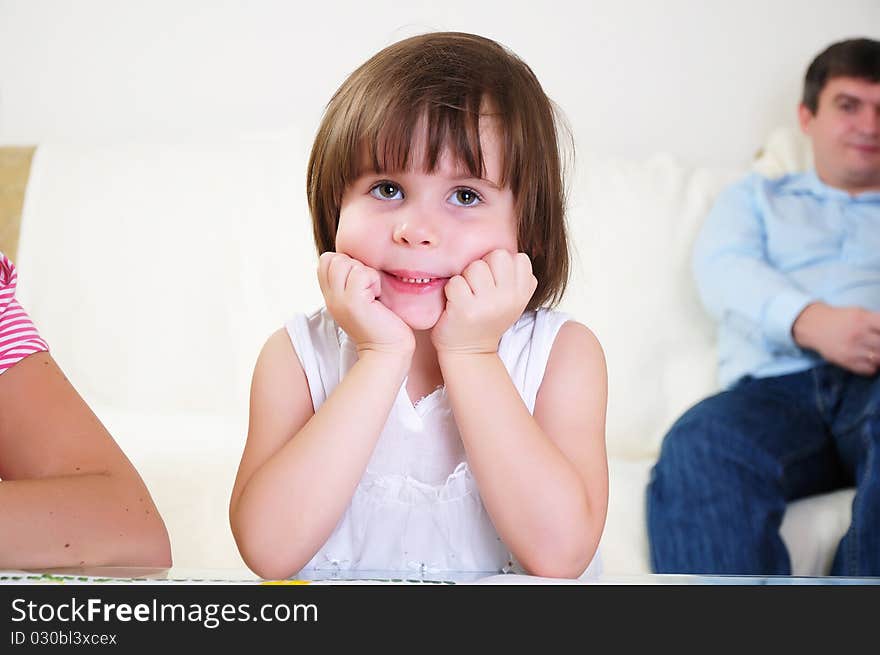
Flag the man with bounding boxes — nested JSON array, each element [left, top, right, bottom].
[[647, 38, 880, 576]]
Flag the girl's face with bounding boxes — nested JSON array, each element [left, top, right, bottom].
[[336, 118, 518, 330]]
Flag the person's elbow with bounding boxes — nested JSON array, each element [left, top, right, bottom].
[[231, 525, 304, 581], [109, 473, 173, 568], [133, 510, 173, 568], [524, 492, 606, 579], [231, 503, 324, 580], [243, 552, 300, 581], [522, 528, 599, 580]]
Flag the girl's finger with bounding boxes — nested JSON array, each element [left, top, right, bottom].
[[346, 264, 380, 301], [461, 259, 494, 295], [444, 275, 474, 304], [483, 249, 514, 287], [327, 253, 354, 294]]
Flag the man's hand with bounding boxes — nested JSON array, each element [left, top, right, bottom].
[[792, 302, 880, 376], [317, 252, 414, 358], [432, 250, 537, 356]]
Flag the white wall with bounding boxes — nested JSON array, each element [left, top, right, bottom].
[[0, 0, 878, 167]]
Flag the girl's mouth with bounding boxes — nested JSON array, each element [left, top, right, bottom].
[[382, 270, 450, 294]]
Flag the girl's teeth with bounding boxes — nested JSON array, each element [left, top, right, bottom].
[[401, 277, 431, 283]]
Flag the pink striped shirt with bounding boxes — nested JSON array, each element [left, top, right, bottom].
[[0, 252, 49, 374]]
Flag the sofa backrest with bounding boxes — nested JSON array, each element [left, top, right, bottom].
[[561, 154, 739, 456], [16, 136, 315, 418], [13, 128, 810, 459]]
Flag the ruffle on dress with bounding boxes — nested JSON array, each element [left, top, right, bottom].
[[305, 462, 510, 574], [357, 461, 475, 505]]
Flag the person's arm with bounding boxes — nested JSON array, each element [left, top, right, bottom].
[[0, 352, 171, 569], [230, 253, 415, 579], [432, 250, 606, 578], [791, 302, 880, 376], [228, 329, 409, 579], [440, 321, 607, 579], [692, 176, 815, 352]]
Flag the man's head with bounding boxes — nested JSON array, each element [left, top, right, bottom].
[[798, 38, 880, 193]]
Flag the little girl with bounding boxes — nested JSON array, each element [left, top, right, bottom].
[[230, 32, 608, 580]]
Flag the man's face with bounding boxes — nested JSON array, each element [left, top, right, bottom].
[[799, 76, 880, 193]]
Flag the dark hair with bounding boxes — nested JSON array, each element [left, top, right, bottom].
[[802, 38, 880, 113], [306, 32, 572, 311]]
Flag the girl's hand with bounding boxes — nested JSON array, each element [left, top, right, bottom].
[[317, 252, 415, 358], [432, 250, 537, 356]]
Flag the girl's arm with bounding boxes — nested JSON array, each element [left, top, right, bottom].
[[229, 328, 410, 580], [0, 352, 172, 570], [440, 321, 608, 579]]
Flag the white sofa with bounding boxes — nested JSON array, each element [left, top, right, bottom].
[[12, 126, 855, 577]]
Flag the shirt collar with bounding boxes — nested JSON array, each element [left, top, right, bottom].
[[784, 169, 880, 202]]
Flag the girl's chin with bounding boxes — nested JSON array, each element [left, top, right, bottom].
[[398, 308, 443, 331], [401, 316, 440, 331], [383, 301, 444, 331]]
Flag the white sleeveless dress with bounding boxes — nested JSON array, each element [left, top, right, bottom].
[[285, 306, 602, 579]]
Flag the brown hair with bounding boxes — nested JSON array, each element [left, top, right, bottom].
[[307, 31, 571, 310], [802, 38, 880, 114]]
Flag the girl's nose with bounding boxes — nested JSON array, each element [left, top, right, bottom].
[[392, 219, 438, 247]]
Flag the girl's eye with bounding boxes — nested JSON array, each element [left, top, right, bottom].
[[449, 188, 482, 207], [370, 182, 403, 200]]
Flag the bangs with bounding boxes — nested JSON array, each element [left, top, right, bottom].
[[347, 97, 514, 186]]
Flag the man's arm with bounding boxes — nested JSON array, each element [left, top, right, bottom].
[[693, 176, 815, 352], [792, 302, 880, 376], [0, 352, 172, 569]]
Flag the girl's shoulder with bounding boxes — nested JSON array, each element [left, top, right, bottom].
[[283, 306, 346, 359], [548, 319, 605, 370], [500, 308, 602, 412], [508, 308, 604, 366], [279, 307, 351, 410], [252, 308, 336, 387], [502, 307, 589, 353], [527, 311, 607, 423]]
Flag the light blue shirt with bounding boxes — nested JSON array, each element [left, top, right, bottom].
[[693, 170, 880, 388]]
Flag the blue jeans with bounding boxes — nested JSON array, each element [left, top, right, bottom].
[[647, 364, 880, 576]]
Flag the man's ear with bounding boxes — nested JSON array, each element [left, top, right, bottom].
[[798, 103, 815, 135]]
